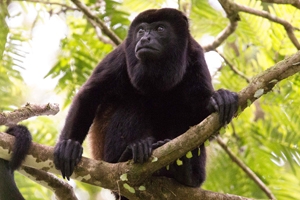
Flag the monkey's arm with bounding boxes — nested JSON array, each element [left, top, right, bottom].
[[53, 75, 104, 179], [54, 46, 126, 180]]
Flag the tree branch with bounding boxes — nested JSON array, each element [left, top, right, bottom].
[[216, 136, 275, 199], [203, 21, 238, 52], [86, 17, 117, 47], [13, 0, 79, 11], [136, 51, 300, 186], [1, 51, 299, 199], [0, 132, 252, 200], [203, 0, 240, 52], [260, 0, 300, 9], [0, 103, 59, 126], [70, 0, 122, 46], [218, 0, 300, 50], [20, 167, 78, 200], [216, 50, 251, 83]]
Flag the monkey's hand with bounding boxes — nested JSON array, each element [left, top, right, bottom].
[[208, 89, 239, 125], [152, 139, 171, 149], [118, 137, 155, 163], [53, 139, 83, 180]]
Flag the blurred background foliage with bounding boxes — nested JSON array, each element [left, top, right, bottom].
[[0, 0, 299, 199]]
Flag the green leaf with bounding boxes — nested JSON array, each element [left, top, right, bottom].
[[151, 157, 158, 162], [138, 186, 146, 191], [186, 151, 193, 159], [123, 183, 135, 193], [166, 165, 170, 170], [254, 89, 264, 98], [120, 173, 128, 181], [176, 159, 183, 166], [247, 99, 252, 107]]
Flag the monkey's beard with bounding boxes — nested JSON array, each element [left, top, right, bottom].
[[127, 57, 187, 95]]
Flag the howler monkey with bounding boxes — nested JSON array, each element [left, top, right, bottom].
[[54, 7, 238, 196], [0, 125, 32, 200]]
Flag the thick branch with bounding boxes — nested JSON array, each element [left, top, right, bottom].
[[132, 52, 300, 184], [20, 167, 78, 200], [0, 51, 299, 198], [0, 132, 251, 200], [0, 103, 59, 126]]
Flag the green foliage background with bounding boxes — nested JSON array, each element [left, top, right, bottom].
[[0, 0, 299, 199]]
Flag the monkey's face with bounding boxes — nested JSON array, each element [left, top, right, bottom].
[[134, 21, 173, 61], [124, 9, 189, 94]]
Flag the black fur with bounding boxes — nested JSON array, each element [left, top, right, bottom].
[[0, 125, 32, 200], [54, 8, 238, 199]]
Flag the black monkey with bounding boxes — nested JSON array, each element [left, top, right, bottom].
[[54, 7, 238, 196], [0, 125, 32, 200]]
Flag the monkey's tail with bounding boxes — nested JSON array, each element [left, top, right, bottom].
[[0, 125, 32, 200], [6, 125, 32, 171]]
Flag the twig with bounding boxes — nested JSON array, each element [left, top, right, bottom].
[[238, 4, 300, 49], [203, 21, 238, 52], [216, 49, 251, 83], [86, 17, 117, 47], [203, 0, 240, 52], [0, 103, 59, 126], [14, 0, 122, 45], [13, 0, 79, 11], [216, 136, 276, 200], [219, 0, 300, 49], [70, 0, 122, 46], [20, 167, 78, 200], [260, 0, 300, 9]]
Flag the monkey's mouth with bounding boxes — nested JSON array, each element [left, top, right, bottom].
[[136, 46, 159, 53]]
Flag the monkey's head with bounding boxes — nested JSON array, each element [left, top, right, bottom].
[[125, 8, 190, 94]]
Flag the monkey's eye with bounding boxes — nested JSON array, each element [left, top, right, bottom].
[[138, 28, 145, 34], [157, 26, 165, 32]]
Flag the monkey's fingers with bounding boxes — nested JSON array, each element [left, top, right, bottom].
[[210, 90, 225, 124], [137, 141, 145, 163], [53, 139, 82, 180], [217, 90, 238, 124], [152, 139, 171, 149], [141, 140, 151, 163], [139, 138, 153, 163], [54, 140, 67, 178], [63, 140, 73, 180], [69, 140, 83, 179], [211, 89, 238, 125], [131, 143, 138, 163], [130, 137, 155, 163], [118, 146, 132, 162], [226, 92, 239, 123]]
